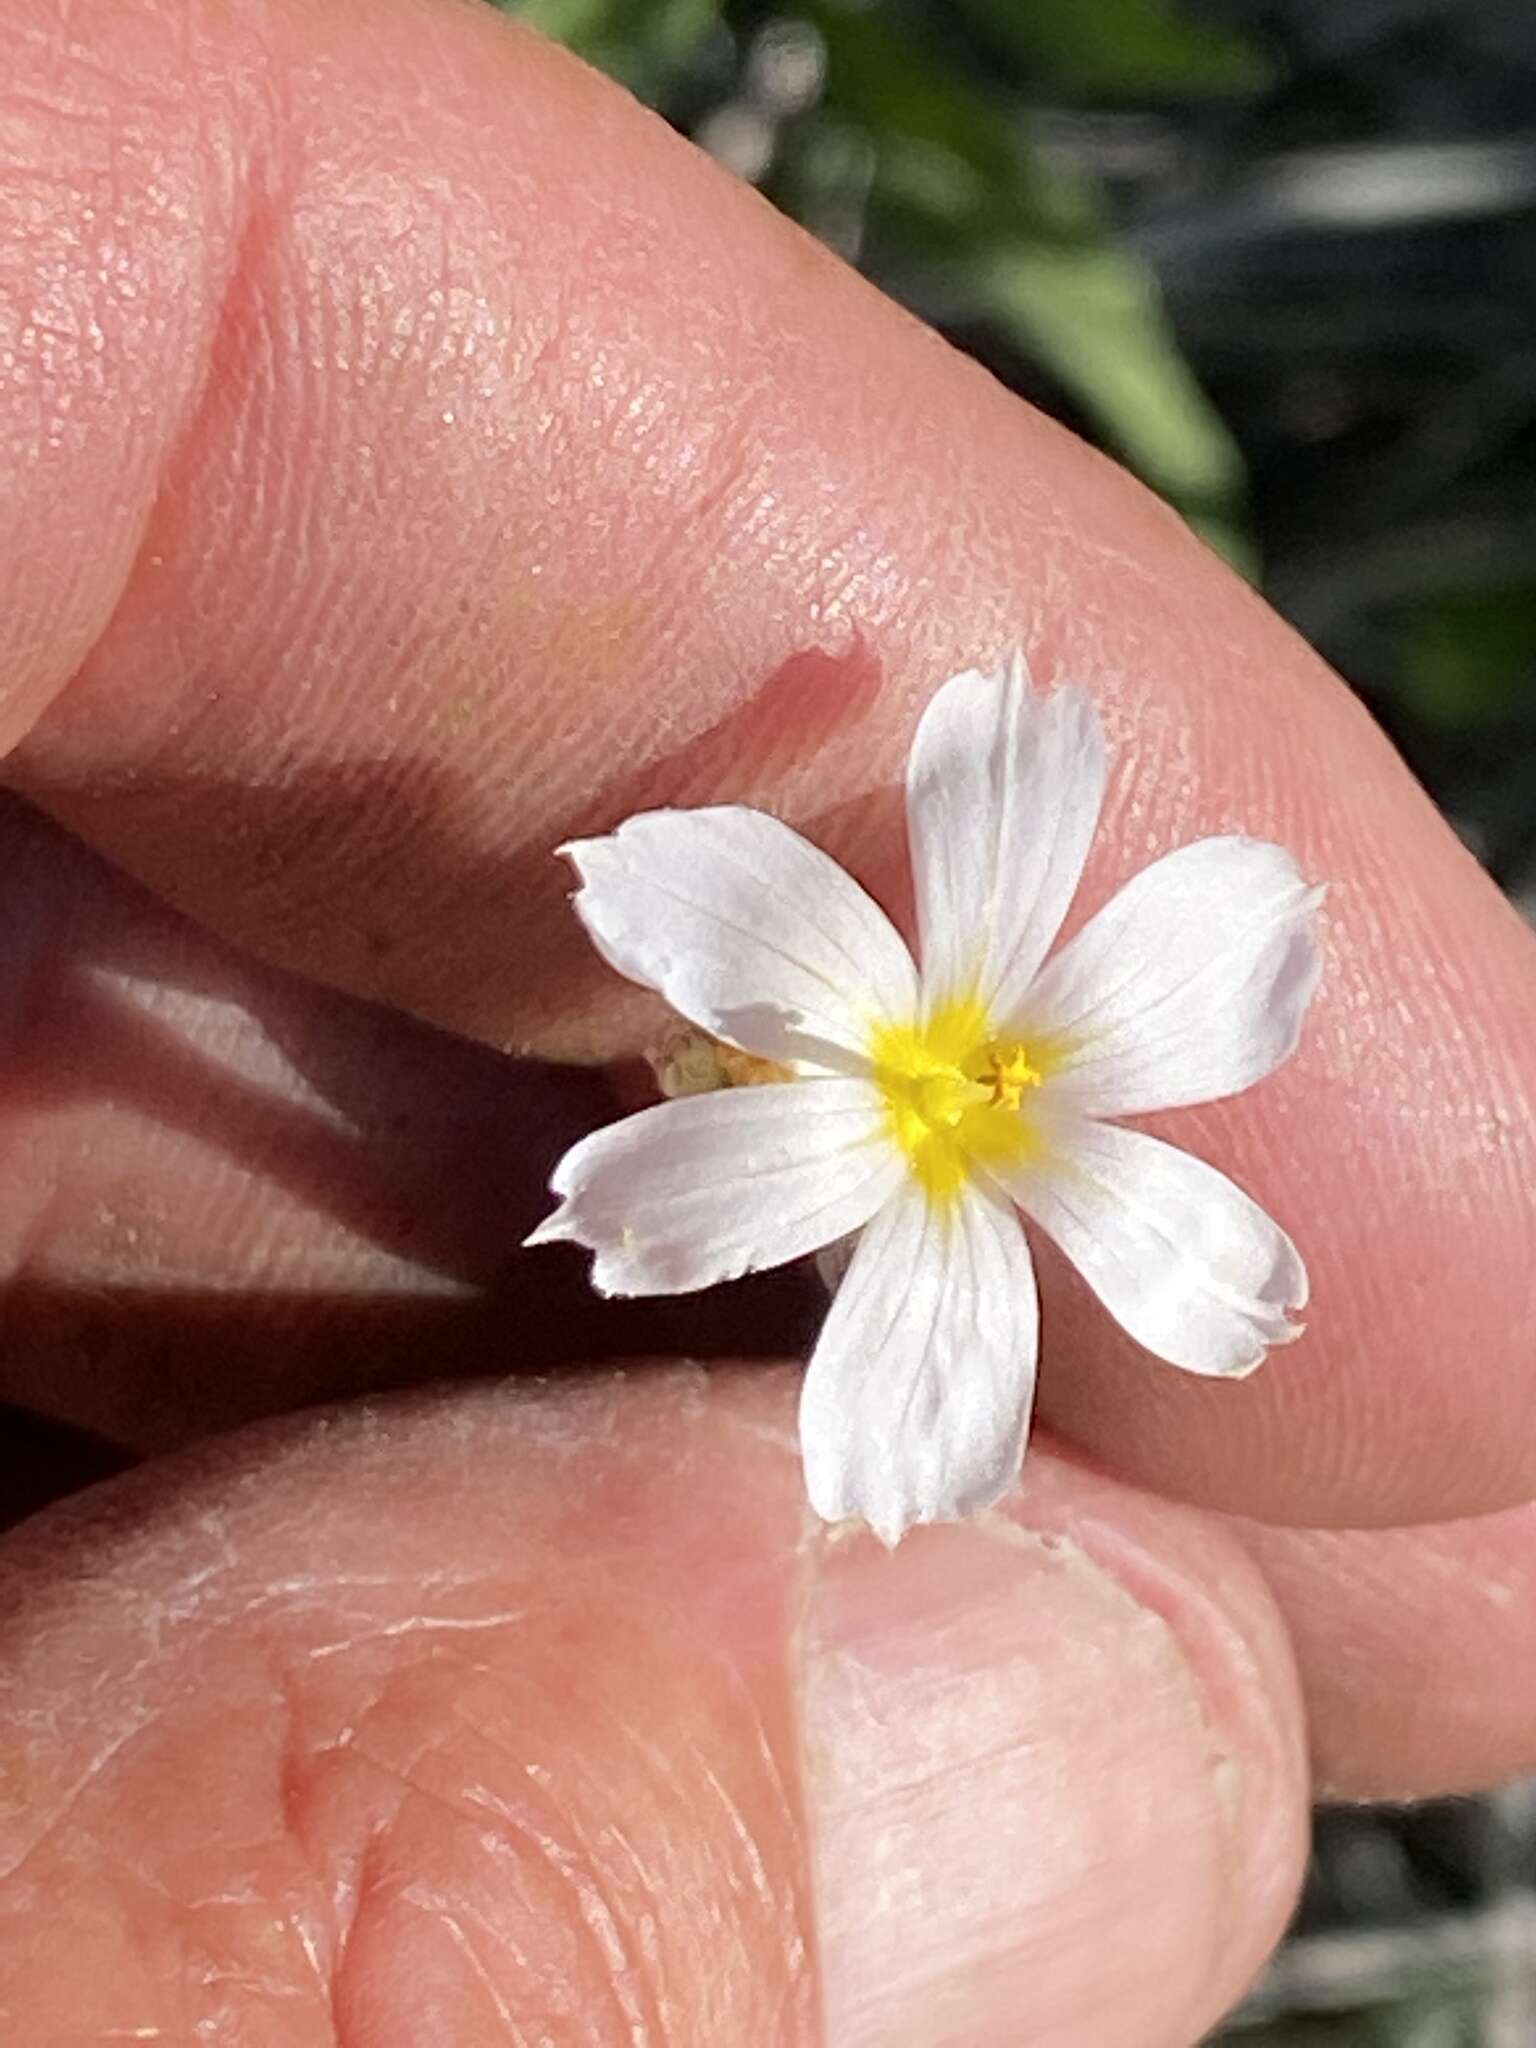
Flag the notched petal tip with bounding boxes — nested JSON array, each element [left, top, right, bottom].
[[806, 1478, 919, 1551], [813, 1466, 1021, 1549], [555, 817, 669, 887], [1213, 1320, 1301, 1380], [522, 1203, 574, 1251], [551, 834, 603, 875], [811, 1490, 909, 1548], [583, 1256, 642, 1302], [808, 1504, 909, 1551], [523, 1201, 663, 1299], [530, 1083, 901, 1301]]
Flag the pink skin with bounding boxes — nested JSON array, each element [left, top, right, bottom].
[[1, 0, 1535, 2038]]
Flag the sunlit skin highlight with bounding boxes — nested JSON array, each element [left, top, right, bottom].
[[870, 1000, 1050, 1207]]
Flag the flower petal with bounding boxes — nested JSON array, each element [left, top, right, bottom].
[[907, 654, 1106, 1020], [526, 1077, 902, 1296], [1023, 836, 1324, 1116], [993, 1117, 1307, 1377], [799, 1178, 1039, 1545], [562, 807, 918, 1069]]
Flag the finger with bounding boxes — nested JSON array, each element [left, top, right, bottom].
[[0, 1371, 1306, 2047], [0, 792, 816, 1446], [5, 0, 1536, 1529], [1234, 1502, 1536, 1802]]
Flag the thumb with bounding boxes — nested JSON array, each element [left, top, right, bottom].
[[0, 1368, 1304, 2045]]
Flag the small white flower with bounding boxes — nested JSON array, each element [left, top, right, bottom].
[[529, 655, 1324, 1545]]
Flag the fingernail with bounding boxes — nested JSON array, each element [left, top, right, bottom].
[[800, 1514, 1302, 2048]]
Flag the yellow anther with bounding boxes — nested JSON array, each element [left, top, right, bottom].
[[868, 1003, 1047, 1208], [986, 1044, 1042, 1110]]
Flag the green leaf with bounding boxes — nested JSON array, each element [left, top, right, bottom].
[[957, 0, 1274, 100], [800, 3, 1028, 209], [508, 0, 722, 99], [980, 241, 1245, 506]]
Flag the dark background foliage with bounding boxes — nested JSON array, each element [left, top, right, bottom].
[[498, 1, 1536, 2038]]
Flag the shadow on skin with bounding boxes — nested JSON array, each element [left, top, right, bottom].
[[0, 1268, 822, 1462], [10, 640, 892, 1051], [0, 792, 824, 1468], [0, 1404, 133, 1533]]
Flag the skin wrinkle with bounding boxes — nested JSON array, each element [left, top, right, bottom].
[[4, 1493, 431, 2029], [304, 1610, 533, 1662], [785, 1499, 832, 2040], [421, 1797, 650, 2044], [9, 4, 1056, 1019], [11, 28, 251, 736], [8, 1672, 341, 2040], [301, 1663, 664, 2043], [466, 1553, 807, 1947], [416, 1904, 524, 2039], [0, 1700, 161, 1886], [433, 1684, 680, 2038], [573, 1668, 785, 1995], [236, 1661, 350, 2011], [457, 1774, 662, 2003], [202, 1384, 811, 2039], [804, 1519, 1233, 2047], [324, 1817, 390, 2034]]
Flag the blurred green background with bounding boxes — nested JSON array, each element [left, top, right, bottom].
[[495, 1, 1536, 2041]]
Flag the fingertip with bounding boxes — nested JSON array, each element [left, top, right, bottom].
[[802, 1470, 1308, 2046]]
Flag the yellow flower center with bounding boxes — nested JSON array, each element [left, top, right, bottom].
[[870, 998, 1049, 1207]]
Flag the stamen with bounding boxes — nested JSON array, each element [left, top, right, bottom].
[[985, 1044, 1043, 1110], [869, 1003, 1044, 1206]]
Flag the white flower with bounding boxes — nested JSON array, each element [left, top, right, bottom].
[[528, 655, 1324, 1545]]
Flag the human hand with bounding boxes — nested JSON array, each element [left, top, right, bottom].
[[3, 2, 1536, 2041]]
